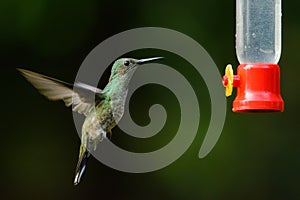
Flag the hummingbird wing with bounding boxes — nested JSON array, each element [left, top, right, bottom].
[[18, 68, 104, 116], [74, 82, 103, 94]]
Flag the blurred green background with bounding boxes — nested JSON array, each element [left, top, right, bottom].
[[2, 0, 300, 199]]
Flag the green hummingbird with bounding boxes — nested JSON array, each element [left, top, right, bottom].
[[18, 57, 163, 185]]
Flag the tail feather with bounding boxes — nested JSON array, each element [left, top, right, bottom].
[[74, 150, 90, 185]]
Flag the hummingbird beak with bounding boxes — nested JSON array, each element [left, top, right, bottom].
[[136, 57, 164, 65]]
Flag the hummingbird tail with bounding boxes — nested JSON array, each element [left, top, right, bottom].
[[74, 150, 90, 185]]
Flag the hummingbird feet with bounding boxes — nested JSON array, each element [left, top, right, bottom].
[[91, 129, 107, 151], [107, 131, 113, 140], [95, 129, 107, 140]]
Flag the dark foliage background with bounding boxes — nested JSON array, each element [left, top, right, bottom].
[[1, 0, 299, 199]]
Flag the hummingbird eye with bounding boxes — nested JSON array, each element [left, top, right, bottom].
[[124, 60, 130, 66]]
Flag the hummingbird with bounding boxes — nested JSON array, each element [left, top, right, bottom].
[[18, 57, 163, 185]]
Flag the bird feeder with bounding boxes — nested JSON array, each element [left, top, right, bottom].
[[223, 0, 284, 112]]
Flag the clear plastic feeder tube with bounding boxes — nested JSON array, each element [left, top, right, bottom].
[[236, 0, 281, 64], [222, 0, 284, 112]]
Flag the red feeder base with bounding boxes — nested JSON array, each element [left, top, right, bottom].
[[233, 64, 284, 112]]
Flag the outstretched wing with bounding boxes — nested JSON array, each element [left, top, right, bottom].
[[18, 68, 104, 116]]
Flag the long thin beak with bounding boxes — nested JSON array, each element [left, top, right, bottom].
[[136, 57, 164, 65]]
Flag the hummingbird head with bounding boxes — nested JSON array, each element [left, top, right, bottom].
[[109, 57, 163, 82]]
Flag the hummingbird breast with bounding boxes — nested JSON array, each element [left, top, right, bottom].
[[107, 75, 132, 124], [82, 74, 132, 145], [82, 100, 116, 142]]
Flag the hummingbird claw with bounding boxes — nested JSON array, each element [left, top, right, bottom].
[[107, 131, 113, 140], [91, 130, 107, 150]]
